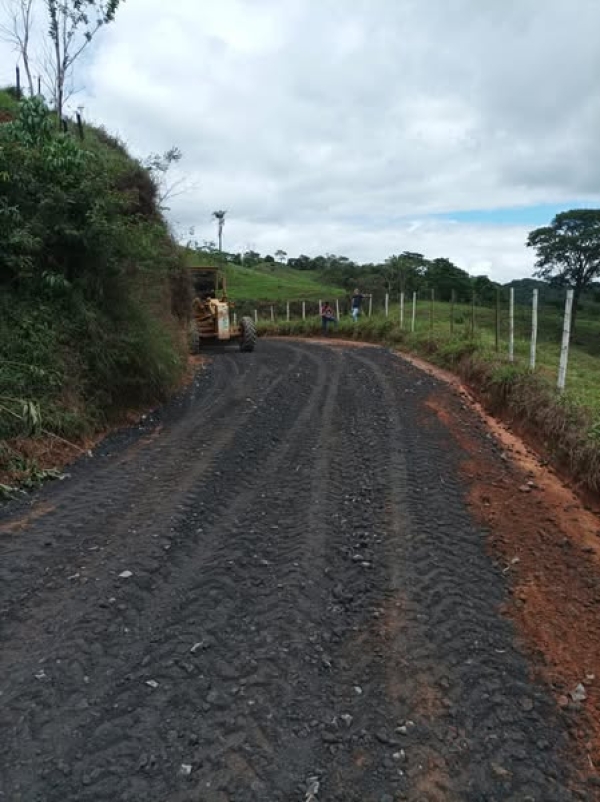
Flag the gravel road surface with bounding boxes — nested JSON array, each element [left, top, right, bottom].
[[0, 341, 578, 801]]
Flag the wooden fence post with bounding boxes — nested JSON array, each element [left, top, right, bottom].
[[429, 289, 434, 334], [400, 292, 405, 329], [336, 298, 340, 320], [302, 301, 306, 320], [557, 289, 574, 391], [254, 309, 258, 324], [508, 288, 515, 362], [385, 293, 389, 318], [411, 292, 417, 333], [495, 288, 500, 352], [286, 301, 290, 322], [233, 312, 237, 326], [450, 289, 455, 335], [471, 290, 476, 336], [270, 305, 275, 322], [530, 289, 539, 370], [368, 295, 373, 317]]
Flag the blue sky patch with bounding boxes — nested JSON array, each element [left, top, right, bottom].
[[430, 202, 598, 227]]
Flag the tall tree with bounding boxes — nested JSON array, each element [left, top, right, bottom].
[[527, 209, 600, 333], [45, 0, 122, 123], [424, 257, 471, 302], [212, 209, 226, 252], [385, 251, 426, 296], [0, 0, 35, 96]]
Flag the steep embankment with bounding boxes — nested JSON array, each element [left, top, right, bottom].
[[0, 93, 189, 491]]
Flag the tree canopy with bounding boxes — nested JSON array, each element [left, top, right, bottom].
[[527, 209, 600, 330]]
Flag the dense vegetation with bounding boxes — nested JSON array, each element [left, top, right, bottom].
[[0, 93, 188, 484]]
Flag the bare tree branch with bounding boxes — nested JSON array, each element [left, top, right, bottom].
[[0, 0, 35, 95], [45, 0, 122, 122]]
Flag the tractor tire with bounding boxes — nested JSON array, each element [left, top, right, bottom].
[[189, 325, 200, 355], [239, 316, 256, 353]]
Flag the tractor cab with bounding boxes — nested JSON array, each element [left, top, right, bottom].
[[187, 266, 256, 353]]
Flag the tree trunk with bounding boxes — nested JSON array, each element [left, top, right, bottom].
[[22, 52, 34, 95], [21, 6, 34, 96]]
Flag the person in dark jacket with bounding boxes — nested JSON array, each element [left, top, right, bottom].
[[351, 288, 370, 321]]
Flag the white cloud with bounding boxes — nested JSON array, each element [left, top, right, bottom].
[[2, 0, 600, 282]]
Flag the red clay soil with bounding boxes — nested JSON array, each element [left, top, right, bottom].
[[417, 360, 600, 781]]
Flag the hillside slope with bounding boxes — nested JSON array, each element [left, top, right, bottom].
[[0, 95, 189, 490], [224, 262, 345, 302]]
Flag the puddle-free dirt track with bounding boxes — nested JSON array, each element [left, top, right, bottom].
[[0, 339, 599, 801]]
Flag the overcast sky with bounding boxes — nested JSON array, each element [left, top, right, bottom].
[[2, 0, 600, 281]]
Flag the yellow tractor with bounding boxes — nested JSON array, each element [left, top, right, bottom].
[[188, 266, 256, 353]]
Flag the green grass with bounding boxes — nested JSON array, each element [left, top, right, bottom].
[[0, 90, 18, 120], [182, 250, 345, 303], [223, 263, 345, 302]]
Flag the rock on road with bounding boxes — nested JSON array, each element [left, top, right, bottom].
[[0, 341, 577, 801]]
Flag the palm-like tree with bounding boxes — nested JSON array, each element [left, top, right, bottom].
[[212, 210, 226, 252]]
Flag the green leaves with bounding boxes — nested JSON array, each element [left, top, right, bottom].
[[527, 210, 600, 280], [527, 209, 600, 332]]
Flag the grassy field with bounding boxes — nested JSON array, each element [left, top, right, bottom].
[[224, 263, 345, 302], [183, 252, 346, 302]]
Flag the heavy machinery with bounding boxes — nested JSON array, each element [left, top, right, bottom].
[[187, 266, 256, 353]]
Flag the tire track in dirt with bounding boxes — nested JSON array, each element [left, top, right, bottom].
[[0, 347, 307, 635], [0, 345, 336, 801], [0, 341, 582, 801], [347, 347, 574, 801]]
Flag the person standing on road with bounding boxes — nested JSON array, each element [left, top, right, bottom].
[[321, 302, 338, 335], [351, 288, 370, 322]]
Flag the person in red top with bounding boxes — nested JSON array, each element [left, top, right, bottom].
[[321, 302, 338, 335]]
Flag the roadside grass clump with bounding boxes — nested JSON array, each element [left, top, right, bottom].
[[258, 315, 600, 493]]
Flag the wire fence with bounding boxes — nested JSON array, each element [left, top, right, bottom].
[[238, 288, 600, 398]]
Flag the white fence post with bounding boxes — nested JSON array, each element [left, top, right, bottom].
[[270, 305, 275, 322], [508, 288, 515, 362], [400, 292, 405, 329], [411, 292, 417, 333], [336, 298, 340, 320], [254, 309, 258, 324], [385, 293, 389, 318], [302, 301, 306, 320], [557, 289, 574, 392], [233, 311, 237, 326], [286, 301, 290, 322], [368, 295, 373, 317], [530, 289, 538, 370]]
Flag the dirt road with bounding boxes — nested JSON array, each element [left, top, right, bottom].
[[0, 341, 586, 801]]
